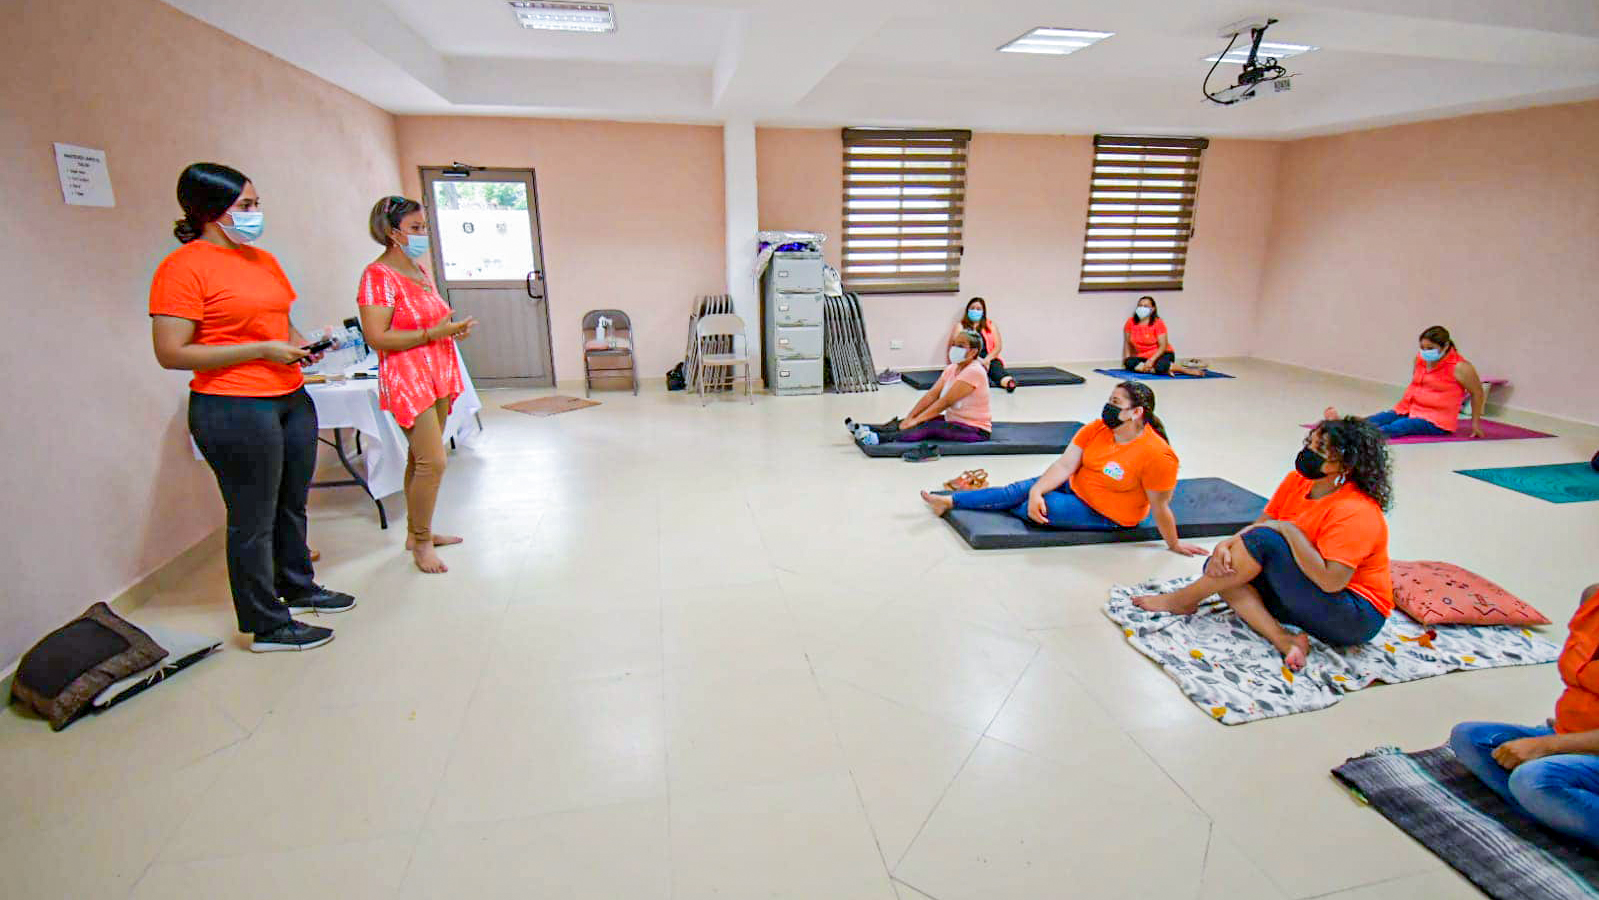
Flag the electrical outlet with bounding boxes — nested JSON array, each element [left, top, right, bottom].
[[890, 339, 904, 350]]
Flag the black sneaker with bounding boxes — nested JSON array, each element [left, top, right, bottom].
[[250, 621, 334, 653], [902, 442, 942, 463], [283, 585, 357, 615]]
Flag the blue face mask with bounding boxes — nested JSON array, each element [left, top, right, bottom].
[[1419, 347, 1445, 364], [966, 308, 983, 323], [401, 233, 430, 260], [1134, 306, 1153, 319], [948, 346, 969, 366], [219, 210, 264, 245]]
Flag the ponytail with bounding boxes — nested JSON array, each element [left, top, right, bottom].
[[1117, 380, 1169, 444]]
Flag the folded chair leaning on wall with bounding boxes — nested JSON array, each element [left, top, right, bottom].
[[582, 309, 638, 397]]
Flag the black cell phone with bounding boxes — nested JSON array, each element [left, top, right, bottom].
[[302, 337, 335, 354]]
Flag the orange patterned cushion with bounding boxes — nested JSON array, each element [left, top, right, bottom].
[[1389, 560, 1549, 626]]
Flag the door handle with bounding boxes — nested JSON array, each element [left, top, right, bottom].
[[526, 271, 544, 300]]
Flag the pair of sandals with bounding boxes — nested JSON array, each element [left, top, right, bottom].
[[943, 468, 988, 491]]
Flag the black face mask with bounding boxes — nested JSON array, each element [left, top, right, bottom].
[[1295, 446, 1330, 480], [1101, 403, 1125, 430]]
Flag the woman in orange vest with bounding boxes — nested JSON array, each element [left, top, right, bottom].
[[951, 298, 1017, 393], [1329, 325, 1486, 439], [1123, 296, 1207, 377], [1132, 416, 1394, 670], [1450, 583, 1599, 848]]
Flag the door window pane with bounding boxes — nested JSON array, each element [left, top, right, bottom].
[[431, 181, 535, 281]]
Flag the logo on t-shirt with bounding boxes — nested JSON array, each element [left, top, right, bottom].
[[1103, 462, 1125, 481]]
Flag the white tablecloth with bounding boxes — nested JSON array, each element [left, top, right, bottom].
[[189, 346, 484, 499]]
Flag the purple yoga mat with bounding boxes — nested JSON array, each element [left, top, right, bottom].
[[1300, 420, 1555, 444]]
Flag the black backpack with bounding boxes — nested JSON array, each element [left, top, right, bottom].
[[666, 362, 686, 391]]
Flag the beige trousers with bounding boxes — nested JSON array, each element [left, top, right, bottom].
[[403, 398, 451, 543]]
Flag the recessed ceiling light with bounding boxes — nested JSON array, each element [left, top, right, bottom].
[[508, 1, 616, 33], [998, 28, 1114, 56], [1205, 41, 1316, 64]]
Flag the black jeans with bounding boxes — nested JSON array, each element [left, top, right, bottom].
[[985, 356, 1011, 387], [1125, 350, 1176, 375], [189, 389, 319, 635]]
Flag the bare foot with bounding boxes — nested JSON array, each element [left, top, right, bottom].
[[1131, 592, 1197, 614], [411, 542, 448, 574], [1282, 633, 1311, 671], [309, 548, 321, 563], [920, 490, 954, 516], [1323, 406, 1340, 421], [407, 533, 464, 549]]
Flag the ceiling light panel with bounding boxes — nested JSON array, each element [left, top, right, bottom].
[[1205, 41, 1316, 64], [509, 1, 616, 33], [999, 28, 1114, 56]]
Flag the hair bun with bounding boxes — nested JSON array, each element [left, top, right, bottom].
[[173, 218, 199, 243]]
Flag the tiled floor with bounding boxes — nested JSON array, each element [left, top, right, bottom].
[[4, 357, 1596, 899]]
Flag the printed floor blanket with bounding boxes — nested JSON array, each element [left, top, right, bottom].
[[1105, 576, 1559, 724]]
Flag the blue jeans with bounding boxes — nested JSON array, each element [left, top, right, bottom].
[[1240, 528, 1386, 645], [950, 477, 1122, 530], [1449, 721, 1599, 848], [1366, 409, 1448, 437]]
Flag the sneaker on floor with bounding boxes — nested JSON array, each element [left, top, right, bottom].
[[283, 585, 357, 615], [902, 442, 941, 463], [877, 369, 901, 385], [250, 621, 334, 653]]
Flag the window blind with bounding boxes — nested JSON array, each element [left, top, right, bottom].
[[841, 128, 971, 294], [1078, 135, 1209, 293]]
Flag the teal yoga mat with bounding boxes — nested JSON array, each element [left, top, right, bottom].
[[1455, 463, 1599, 504]]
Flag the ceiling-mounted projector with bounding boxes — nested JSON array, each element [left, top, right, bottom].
[[1204, 17, 1293, 106]]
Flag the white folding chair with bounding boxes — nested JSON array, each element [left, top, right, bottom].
[[694, 313, 752, 405]]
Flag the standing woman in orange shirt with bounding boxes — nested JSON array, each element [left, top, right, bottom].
[[150, 163, 355, 654], [1123, 296, 1206, 377], [357, 197, 476, 574], [1133, 417, 1394, 670]]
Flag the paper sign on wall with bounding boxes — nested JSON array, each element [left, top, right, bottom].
[[53, 143, 115, 207]]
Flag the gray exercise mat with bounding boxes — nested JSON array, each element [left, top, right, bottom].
[[857, 421, 1082, 458], [943, 477, 1267, 549], [900, 366, 1085, 390]]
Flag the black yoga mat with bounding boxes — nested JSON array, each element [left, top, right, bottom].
[[856, 421, 1081, 458], [941, 477, 1266, 549], [899, 366, 1085, 390]]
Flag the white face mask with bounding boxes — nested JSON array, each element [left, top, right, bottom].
[[1135, 306, 1153, 319], [948, 346, 968, 366], [219, 210, 264, 245]]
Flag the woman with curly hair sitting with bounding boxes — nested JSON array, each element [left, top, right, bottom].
[[1132, 417, 1395, 671]]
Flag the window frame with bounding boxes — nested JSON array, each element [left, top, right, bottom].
[[1077, 134, 1210, 293], [840, 127, 972, 295]]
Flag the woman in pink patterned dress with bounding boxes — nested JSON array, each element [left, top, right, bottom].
[[357, 196, 477, 573]]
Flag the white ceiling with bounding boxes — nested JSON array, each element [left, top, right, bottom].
[[160, 0, 1599, 138]]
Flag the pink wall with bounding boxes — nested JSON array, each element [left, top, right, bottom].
[[756, 128, 1283, 368], [0, 0, 403, 664], [393, 118, 727, 381], [1256, 101, 1599, 424]]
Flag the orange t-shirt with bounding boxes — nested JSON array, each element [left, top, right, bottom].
[[1263, 473, 1393, 616], [935, 361, 992, 433], [1067, 419, 1179, 527], [1555, 592, 1599, 733], [1124, 317, 1170, 360], [149, 241, 304, 397]]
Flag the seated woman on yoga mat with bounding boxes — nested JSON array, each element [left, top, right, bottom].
[[919, 382, 1209, 556], [1448, 583, 1599, 849], [1326, 325, 1486, 439], [849, 330, 991, 446], [1123, 297, 1206, 377], [1132, 417, 1394, 670], [952, 297, 1016, 393]]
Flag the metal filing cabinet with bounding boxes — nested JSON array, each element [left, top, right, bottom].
[[763, 251, 825, 394]]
